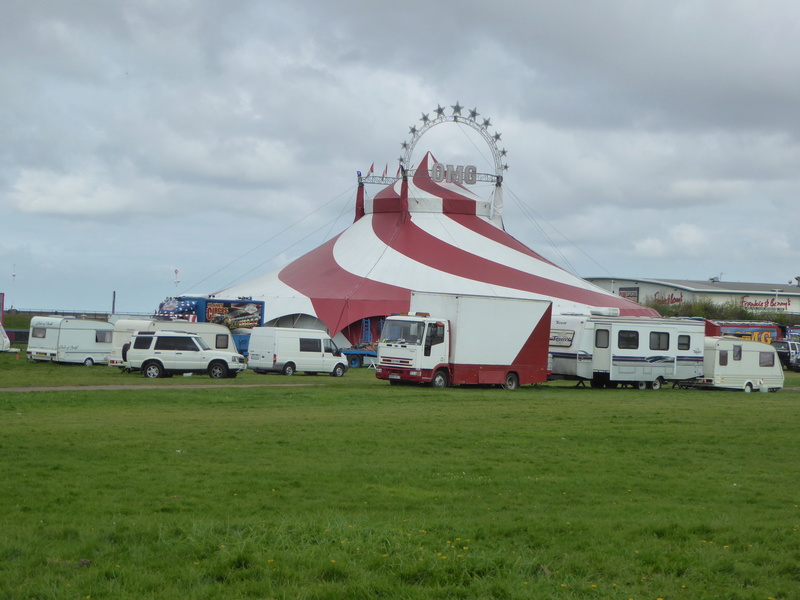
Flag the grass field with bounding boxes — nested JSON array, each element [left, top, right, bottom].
[[1, 352, 799, 599]]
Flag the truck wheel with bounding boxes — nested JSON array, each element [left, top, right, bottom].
[[208, 362, 229, 379], [83, 357, 94, 367], [502, 372, 520, 390], [431, 370, 449, 388], [651, 378, 663, 391], [282, 363, 296, 376], [349, 355, 362, 368], [143, 361, 164, 379], [331, 363, 345, 377]]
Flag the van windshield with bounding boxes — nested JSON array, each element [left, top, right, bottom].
[[380, 319, 425, 345]]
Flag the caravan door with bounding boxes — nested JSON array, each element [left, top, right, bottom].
[[592, 326, 612, 375]]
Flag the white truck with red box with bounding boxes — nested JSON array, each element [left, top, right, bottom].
[[375, 291, 552, 389]]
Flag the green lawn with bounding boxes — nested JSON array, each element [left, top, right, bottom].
[[1, 355, 798, 599]]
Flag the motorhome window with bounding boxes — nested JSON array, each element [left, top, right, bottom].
[[133, 337, 153, 350], [215, 334, 228, 349], [618, 330, 639, 349], [759, 352, 775, 367], [381, 320, 425, 345], [678, 335, 690, 350], [96, 330, 112, 343], [32, 327, 46, 339], [299, 338, 322, 352], [719, 350, 728, 366], [649, 332, 669, 351], [733, 345, 742, 361], [595, 329, 609, 349]]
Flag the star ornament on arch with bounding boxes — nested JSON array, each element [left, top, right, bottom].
[[493, 132, 502, 142], [481, 118, 492, 129], [451, 101, 463, 115], [420, 112, 430, 124], [434, 104, 446, 117], [468, 107, 479, 120]]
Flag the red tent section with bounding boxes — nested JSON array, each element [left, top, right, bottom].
[[218, 152, 657, 342]]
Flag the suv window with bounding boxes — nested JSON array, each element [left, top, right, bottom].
[[133, 336, 153, 350], [155, 336, 199, 351]]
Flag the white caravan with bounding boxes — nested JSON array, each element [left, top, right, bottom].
[[0, 323, 12, 352], [695, 337, 784, 392], [27, 316, 114, 366], [550, 315, 706, 389], [109, 319, 238, 369], [247, 327, 348, 376]]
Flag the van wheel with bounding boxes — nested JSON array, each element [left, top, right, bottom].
[[331, 364, 345, 377], [502, 372, 520, 390], [83, 357, 94, 367], [651, 378, 663, 391], [282, 363, 296, 376], [143, 361, 164, 379], [431, 370, 449, 388], [208, 362, 229, 379], [743, 382, 753, 393]]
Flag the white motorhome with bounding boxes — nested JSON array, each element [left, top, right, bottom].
[[376, 292, 552, 389], [109, 319, 238, 369], [549, 315, 706, 389], [248, 327, 348, 377], [695, 337, 784, 392], [27, 316, 114, 366]]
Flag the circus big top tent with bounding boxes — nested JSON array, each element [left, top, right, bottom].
[[214, 149, 657, 344]]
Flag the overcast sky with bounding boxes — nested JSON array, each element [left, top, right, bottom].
[[3, 1, 800, 313]]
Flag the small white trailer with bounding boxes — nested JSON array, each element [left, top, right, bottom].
[[0, 323, 12, 352], [549, 314, 706, 389], [108, 318, 238, 369], [27, 316, 114, 366], [694, 336, 784, 392]]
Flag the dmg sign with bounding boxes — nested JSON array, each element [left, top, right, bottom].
[[430, 162, 477, 185]]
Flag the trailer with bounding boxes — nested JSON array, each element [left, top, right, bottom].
[[0, 323, 12, 352], [157, 296, 265, 354], [691, 337, 784, 392], [376, 292, 552, 389], [549, 315, 706, 389], [108, 318, 239, 369], [26, 316, 114, 365]]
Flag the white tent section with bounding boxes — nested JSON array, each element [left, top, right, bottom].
[[217, 152, 657, 342]]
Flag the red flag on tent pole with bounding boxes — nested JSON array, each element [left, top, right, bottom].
[[366, 162, 374, 176], [381, 164, 388, 177]]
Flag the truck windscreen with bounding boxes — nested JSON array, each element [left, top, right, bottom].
[[380, 319, 425, 345]]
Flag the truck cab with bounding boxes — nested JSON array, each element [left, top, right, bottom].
[[376, 314, 449, 386]]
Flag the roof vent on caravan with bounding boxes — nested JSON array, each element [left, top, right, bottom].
[[590, 307, 621, 317]]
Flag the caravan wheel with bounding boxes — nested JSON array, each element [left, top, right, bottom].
[[83, 357, 94, 367], [743, 383, 753, 393], [651, 378, 663, 391], [637, 381, 648, 390]]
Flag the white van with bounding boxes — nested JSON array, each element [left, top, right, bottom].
[[27, 316, 114, 365], [696, 337, 784, 392], [109, 319, 237, 369], [247, 327, 348, 377]]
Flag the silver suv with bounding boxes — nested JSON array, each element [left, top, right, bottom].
[[126, 330, 245, 379]]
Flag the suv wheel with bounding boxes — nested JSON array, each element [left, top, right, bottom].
[[282, 363, 296, 376], [143, 361, 164, 379], [208, 361, 229, 379]]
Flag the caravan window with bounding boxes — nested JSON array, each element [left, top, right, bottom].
[[649, 332, 669, 351], [32, 327, 47, 339], [595, 329, 609, 349], [719, 350, 728, 366], [678, 335, 690, 350], [759, 352, 775, 367], [733, 345, 742, 361], [618, 330, 639, 350], [299, 338, 321, 353], [215, 334, 229, 349], [96, 330, 112, 343]]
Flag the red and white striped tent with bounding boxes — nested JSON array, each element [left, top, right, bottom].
[[216, 152, 657, 343]]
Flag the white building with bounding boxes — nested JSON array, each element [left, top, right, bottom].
[[585, 278, 800, 315]]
